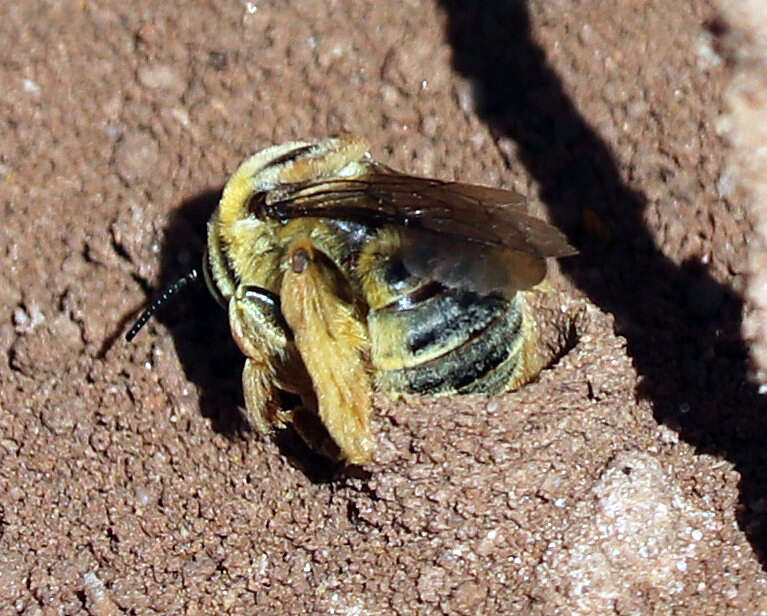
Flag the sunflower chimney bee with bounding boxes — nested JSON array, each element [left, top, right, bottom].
[[129, 136, 576, 464]]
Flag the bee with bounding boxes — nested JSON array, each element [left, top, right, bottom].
[[129, 136, 576, 464]]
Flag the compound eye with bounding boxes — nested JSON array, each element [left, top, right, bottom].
[[202, 247, 227, 309]]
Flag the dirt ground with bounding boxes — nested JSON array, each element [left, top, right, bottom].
[[2, 1, 766, 614]]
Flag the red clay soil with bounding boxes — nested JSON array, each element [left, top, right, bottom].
[[1, 1, 766, 614]]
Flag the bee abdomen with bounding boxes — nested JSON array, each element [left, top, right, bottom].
[[370, 286, 526, 395]]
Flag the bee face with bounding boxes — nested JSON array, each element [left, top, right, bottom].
[[203, 136, 576, 464]]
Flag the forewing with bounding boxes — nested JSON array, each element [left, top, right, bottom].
[[263, 166, 576, 293], [265, 166, 575, 255]]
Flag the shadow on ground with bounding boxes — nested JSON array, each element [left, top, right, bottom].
[[148, 188, 248, 437], [437, 0, 767, 561]]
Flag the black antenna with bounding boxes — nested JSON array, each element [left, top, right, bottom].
[[126, 269, 200, 341]]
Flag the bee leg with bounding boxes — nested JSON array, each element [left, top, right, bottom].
[[280, 242, 375, 465], [242, 357, 288, 434], [229, 293, 292, 436]]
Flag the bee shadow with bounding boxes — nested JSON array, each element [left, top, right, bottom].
[[146, 188, 244, 437], [438, 0, 767, 562], [150, 188, 349, 483]]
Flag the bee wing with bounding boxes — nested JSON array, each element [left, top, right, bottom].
[[263, 166, 576, 293], [398, 232, 548, 295]]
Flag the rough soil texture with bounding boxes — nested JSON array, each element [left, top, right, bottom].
[[1, 1, 766, 614], [714, 0, 767, 387]]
